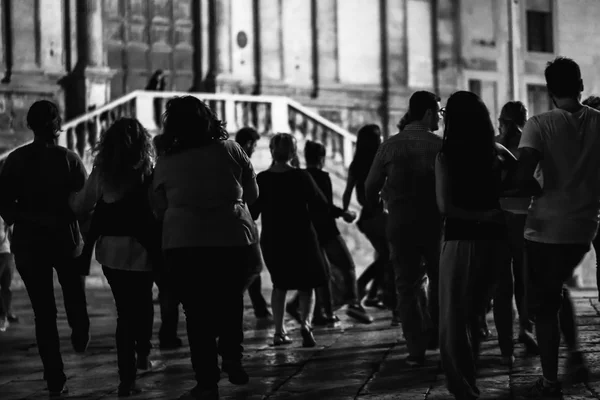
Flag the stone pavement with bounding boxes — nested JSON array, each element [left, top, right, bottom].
[[2, 288, 600, 400]]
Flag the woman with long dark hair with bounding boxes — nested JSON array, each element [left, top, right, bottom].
[[436, 91, 512, 400], [152, 96, 258, 400], [342, 124, 392, 312], [71, 118, 157, 396]]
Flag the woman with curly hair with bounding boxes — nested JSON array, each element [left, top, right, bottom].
[[152, 96, 259, 400], [70, 117, 158, 396]]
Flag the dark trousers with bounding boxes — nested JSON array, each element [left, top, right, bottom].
[[0, 253, 15, 317], [505, 212, 532, 332], [594, 233, 600, 301], [14, 250, 89, 384], [247, 275, 268, 316], [357, 218, 392, 302], [102, 266, 154, 383], [388, 220, 440, 358], [155, 271, 181, 342], [439, 239, 511, 399], [164, 246, 248, 389], [323, 235, 361, 305], [524, 240, 588, 382]]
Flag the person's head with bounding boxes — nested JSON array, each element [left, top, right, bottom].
[[404, 91, 442, 131], [545, 57, 584, 101], [498, 101, 528, 136], [304, 140, 326, 169], [349, 124, 382, 181], [441, 91, 496, 171], [146, 70, 165, 90], [269, 133, 297, 165], [27, 100, 62, 140], [235, 127, 260, 157], [583, 95, 600, 111], [159, 96, 229, 155], [93, 118, 153, 189]]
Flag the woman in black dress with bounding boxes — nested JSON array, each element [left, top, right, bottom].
[[250, 133, 329, 347]]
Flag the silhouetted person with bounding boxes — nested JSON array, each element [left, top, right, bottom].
[[146, 70, 166, 128], [513, 56, 597, 397], [71, 118, 158, 396], [436, 91, 513, 399], [496, 101, 539, 357], [0, 215, 16, 331], [235, 127, 271, 319], [152, 96, 258, 399], [365, 91, 443, 366], [0, 100, 90, 395], [151, 134, 183, 349], [250, 134, 329, 347]]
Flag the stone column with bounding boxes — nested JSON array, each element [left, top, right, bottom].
[[207, 0, 231, 92], [64, 0, 115, 120]]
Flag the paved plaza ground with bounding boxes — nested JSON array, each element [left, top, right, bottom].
[[2, 279, 600, 400]]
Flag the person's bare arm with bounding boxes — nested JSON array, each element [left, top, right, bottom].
[[342, 171, 357, 211], [364, 148, 386, 211], [502, 117, 543, 197]]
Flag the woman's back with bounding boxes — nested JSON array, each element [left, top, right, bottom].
[[153, 140, 256, 248]]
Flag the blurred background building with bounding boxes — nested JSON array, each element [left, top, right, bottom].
[[0, 0, 599, 146]]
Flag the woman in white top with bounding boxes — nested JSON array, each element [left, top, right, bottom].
[[71, 118, 157, 397]]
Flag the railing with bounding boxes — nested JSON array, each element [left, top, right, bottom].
[[0, 90, 356, 176]]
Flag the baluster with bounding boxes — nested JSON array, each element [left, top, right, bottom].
[[304, 119, 314, 142], [75, 122, 87, 159], [256, 103, 267, 134], [235, 101, 244, 130], [271, 100, 291, 134]]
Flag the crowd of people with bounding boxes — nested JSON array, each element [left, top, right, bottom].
[[0, 55, 598, 400]]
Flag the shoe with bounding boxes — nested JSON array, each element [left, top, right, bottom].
[[519, 331, 540, 355], [285, 302, 302, 324], [221, 360, 249, 385], [71, 331, 90, 353], [136, 355, 159, 371], [501, 355, 515, 367], [159, 337, 183, 349], [118, 381, 142, 397], [346, 304, 373, 324], [479, 327, 492, 340], [312, 314, 339, 326], [190, 385, 219, 400], [273, 333, 292, 346], [6, 313, 18, 323], [567, 351, 589, 384], [525, 377, 562, 399], [301, 326, 316, 348], [0, 317, 8, 332], [48, 379, 69, 397], [364, 298, 386, 309], [391, 313, 401, 327], [405, 355, 425, 368]]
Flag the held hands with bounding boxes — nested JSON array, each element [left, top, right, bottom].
[[342, 210, 357, 223]]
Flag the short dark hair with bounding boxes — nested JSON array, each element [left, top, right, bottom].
[[27, 100, 62, 136], [407, 91, 441, 122], [304, 140, 326, 165], [235, 127, 260, 146], [500, 101, 528, 127], [545, 57, 582, 98], [583, 95, 600, 111]]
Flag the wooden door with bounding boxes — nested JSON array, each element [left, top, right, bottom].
[[104, 0, 196, 99]]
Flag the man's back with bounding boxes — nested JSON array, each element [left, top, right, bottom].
[[372, 123, 442, 224], [519, 105, 600, 244]]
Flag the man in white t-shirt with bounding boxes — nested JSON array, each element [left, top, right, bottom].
[[516, 57, 600, 399]]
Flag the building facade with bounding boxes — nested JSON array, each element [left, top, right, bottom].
[[0, 0, 598, 151]]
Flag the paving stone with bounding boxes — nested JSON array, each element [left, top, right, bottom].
[[2, 289, 600, 399]]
